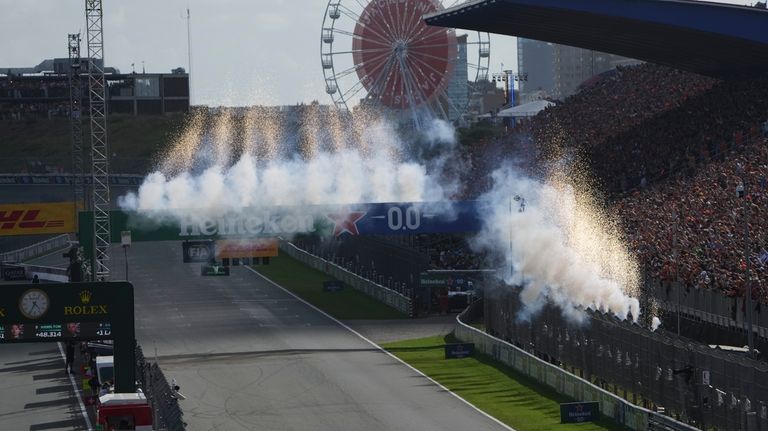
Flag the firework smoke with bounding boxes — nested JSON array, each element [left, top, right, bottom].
[[119, 109, 455, 213], [121, 109, 640, 322], [470, 164, 641, 323]]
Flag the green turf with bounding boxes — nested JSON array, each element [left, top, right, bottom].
[[383, 334, 627, 431], [253, 255, 406, 320]]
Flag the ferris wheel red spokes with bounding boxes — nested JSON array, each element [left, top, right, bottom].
[[321, 0, 491, 121]]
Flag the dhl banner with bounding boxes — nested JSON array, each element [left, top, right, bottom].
[[0, 202, 76, 236], [215, 239, 278, 258]]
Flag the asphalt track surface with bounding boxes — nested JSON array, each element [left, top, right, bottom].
[[3, 184, 511, 430], [116, 241, 510, 431], [0, 342, 90, 430]]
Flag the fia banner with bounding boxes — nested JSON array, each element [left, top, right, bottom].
[[560, 402, 599, 423], [182, 241, 214, 263]]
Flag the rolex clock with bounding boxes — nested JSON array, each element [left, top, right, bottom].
[[19, 288, 50, 319]]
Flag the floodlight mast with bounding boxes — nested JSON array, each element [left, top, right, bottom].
[[86, 0, 111, 280]]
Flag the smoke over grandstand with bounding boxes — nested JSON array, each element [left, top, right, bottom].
[[471, 164, 641, 323], [119, 107, 641, 322]]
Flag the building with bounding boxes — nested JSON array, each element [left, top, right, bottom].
[[552, 45, 640, 99], [0, 58, 189, 120], [517, 38, 555, 103], [517, 40, 641, 101], [445, 34, 469, 122]]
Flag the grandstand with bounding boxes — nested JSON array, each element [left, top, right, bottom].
[[0, 58, 189, 120]]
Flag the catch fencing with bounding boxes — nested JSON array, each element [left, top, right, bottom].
[[280, 240, 413, 316], [648, 280, 768, 344], [0, 233, 71, 263], [482, 289, 768, 431], [135, 344, 186, 431], [456, 300, 700, 431]]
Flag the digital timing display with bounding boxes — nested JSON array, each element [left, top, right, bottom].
[[0, 322, 112, 342]]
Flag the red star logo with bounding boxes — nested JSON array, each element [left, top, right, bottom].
[[327, 210, 366, 237]]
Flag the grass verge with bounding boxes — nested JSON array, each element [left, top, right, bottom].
[[254, 254, 406, 320], [383, 334, 627, 431]]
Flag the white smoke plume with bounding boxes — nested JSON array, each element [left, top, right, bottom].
[[651, 316, 662, 332], [470, 164, 641, 323], [119, 110, 457, 215], [121, 110, 641, 323]]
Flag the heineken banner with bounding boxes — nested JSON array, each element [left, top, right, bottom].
[[79, 201, 483, 245]]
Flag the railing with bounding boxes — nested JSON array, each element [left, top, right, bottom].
[[454, 302, 699, 431], [0, 233, 71, 263], [280, 241, 413, 316]]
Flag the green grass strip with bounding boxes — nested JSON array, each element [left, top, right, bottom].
[[254, 255, 406, 320], [383, 334, 627, 431]]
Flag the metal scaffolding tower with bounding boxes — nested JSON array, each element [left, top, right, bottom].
[[68, 33, 85, 218], [86, 0, 111, 280]]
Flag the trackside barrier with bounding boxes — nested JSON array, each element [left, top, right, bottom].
[[0, 233, 71, 263], [280, 241, 413, 316], [135, 344, 186, 431], [454, 302, 699, 431], [23, 264, 69, 282]]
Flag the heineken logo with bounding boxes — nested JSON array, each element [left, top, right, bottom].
[[178, 213, 316, 237]]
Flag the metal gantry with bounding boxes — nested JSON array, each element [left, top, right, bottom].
[[68, 33, 85, 218], [86, 0, 111, 280]]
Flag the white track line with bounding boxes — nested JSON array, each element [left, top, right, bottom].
[[244, 265, 516, 431], [57, 342, 93, 430]]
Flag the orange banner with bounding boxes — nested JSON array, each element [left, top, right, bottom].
[[0, 202, 76, 236], [215, 239, 278, 258]]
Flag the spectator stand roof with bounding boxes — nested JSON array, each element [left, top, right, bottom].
[[498, 99, 555, 117], [424, 0, 768, 79]]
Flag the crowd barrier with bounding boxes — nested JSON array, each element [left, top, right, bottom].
[[0, 173, 144, 186], [0, 233, 71, 263], [280, 241, 413, 316], [454, 301, 700, 431]]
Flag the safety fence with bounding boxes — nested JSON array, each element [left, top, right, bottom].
[[280, 240, 413, 316], [648, 281, 768, 343], [135, 344, 186, 431], [455, 300, 699, 431], [0, 233, 71, 263], [482, 290, 768, 431]]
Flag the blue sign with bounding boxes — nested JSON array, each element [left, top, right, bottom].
[[444, 343, 474, 359], [327, 201, 482, 237], [560, 402, 599, 423], [322, 280, 344, 292]]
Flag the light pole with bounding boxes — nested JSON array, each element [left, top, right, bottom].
[[672, 210, 681, 336], [121, 230, 131, 281], [737, 170, 756, 359]]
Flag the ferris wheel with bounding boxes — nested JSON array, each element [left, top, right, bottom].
[[321, 0, 490, 124]]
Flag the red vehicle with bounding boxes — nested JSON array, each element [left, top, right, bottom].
[[96, 392, 153, 431]]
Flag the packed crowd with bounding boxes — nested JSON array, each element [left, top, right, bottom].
[[617, 135, 768, 304], [501, 63, 768, 304], [528, 64, 717, 167]]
